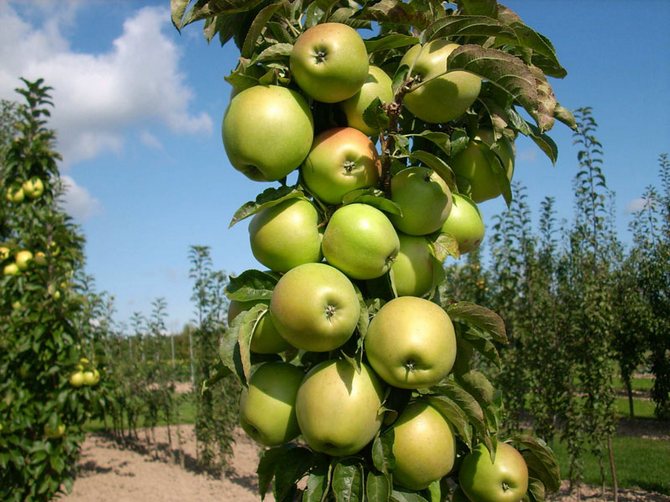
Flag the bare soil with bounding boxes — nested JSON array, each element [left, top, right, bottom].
[[62, 424, 669, 502]]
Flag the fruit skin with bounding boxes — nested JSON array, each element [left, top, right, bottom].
[[248, 198, 323, 273], [441, 193, 485, 254], [322, 203, 399, 280], [82, 370, 99, 386], [390, 166, 453, 236], [390, 233, 437, 297], [459, 442, 529, 502], [301, 127, 380, 205], [44, 423, 66, 439], [33, 251, 47, 266], [69, 371, 85, 387], [270, 263, 360, 352], [341, 66, 394, 135], [364, 296, 457, 389], [296, 359, 385, 457], [0, 246, 10, 261], [390, 401, 456, 491], [22, 177, 45, 199], [6, 185, 25, 203], [228, 300, 292, 354], [222, 85, 314, 182], [3, 263, 20, 276], [290, 23, 369, 103], [400, 41, 481, 123], [239, 362, 304, 447], [14, 250, 33, 271]]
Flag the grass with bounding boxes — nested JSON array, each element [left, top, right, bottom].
[[614, 396, 656, 419], [612, 374, 654, 392]]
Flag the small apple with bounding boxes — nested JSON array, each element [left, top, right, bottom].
[[390, 166, 452, 236], [390, 233, 437, 297], [3, 263, 20, 276], [33, 251, 47, 266], [270, 263, 360, 352], [248, 198, 323, 272], [290, 22, 369, 103], [22, 177, 45, 199], [14, 250, 33, 271], [301, 127, 380, 205], [12, 301, 22, 310], [69, 371, 85, 387], [322, 203, 399, 280], [341, 66, 394, 135], [222, 85, 314, 181], [400, 41, 481, 123], [228, 300, 292, 354], [44, 423, 66, 439], [0, 246, 10, 261], [296, 359, 385, 456], [239, 362, 304, 446], [459, 442, 529, 502], [440, 193, 485, 254], [390, 400, 456, 491], [364, 296, 457, 389], [6, 184, 25, 203]]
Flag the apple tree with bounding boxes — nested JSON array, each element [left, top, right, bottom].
[[172, 1, 575, 500]]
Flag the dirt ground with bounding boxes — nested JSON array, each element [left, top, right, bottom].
[[62, 424, 669, 502]]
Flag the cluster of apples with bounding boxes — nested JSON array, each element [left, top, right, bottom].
[[69, 358, 100, 388], [223, 22, 527, 500], [1, 247, 46, 276], [5, 176, 45, 203]]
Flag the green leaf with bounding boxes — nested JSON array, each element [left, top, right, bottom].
[[257, 444, 292, 498], [219, 303, 264, 383], [527, 477, 546, 502], [372, 430, 396, 474], [342, 188, 403, 216], [456, 370, 495, 405], [332, 458, 364, 502], [432, 380, 490, 448], [423, 15, 515, 43], [274, 447, 315, 501], [406, 131, 451, 157], [446, 301, 507, 344], [498, 21, 567, 79], [365, 33, 419, 54], [513, 435, 561, 493], [303, 456, 331, 502], [391, 488, 429, 502], [362, 97, 391, 133], [427, 395, 472, 447], [456, 0, 498, 17], [241, 2, 283, 58], [225, 269, 278, 302], [251, 43, 293, 64], [554, 104, 577, 130], [409, 150, 455, 188], [366, 471, 392, 502], [229, 185, 305, 227], [430, 232, 460, 261], [462, 328, 501, 368]]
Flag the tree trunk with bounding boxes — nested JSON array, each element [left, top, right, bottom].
[[608, 434, 619, 502]]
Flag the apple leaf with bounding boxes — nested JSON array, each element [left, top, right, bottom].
[[219, 303, 264, 384], [422, 15, 516, 43], [527, 478, 547, 502], [332, 458, 365, 502], [303, 455, 332, 502], [529, 65, 556, 132], [505, 108, 559, 164], [355, 0, 435, 30], [462, 328, 501, 368], [456, 370, 495, 405], [241, 2, 282, 58], [513, 435, 561, 493], [272, 446, 315, 502], [409, 150, 456, 188], [372, 431, 396, 474], [431, 232, 460, 261], [363, 97, 391, 133], [433, 380, 490, 450], [304, 0, 340, 28], [364, 33, 419, 54], [554, 104, 577, 130], [250, 42, 293, 64], [446, 301, 507, 344], [366, 471, 392, 502], [456, 0, 498, 17], [342, 188, 403, 216], [390, 488, 430, 502], [487, 150, 513, 207], [229, 185, 305, 227], [427, 395, 473, 448], [225, 269, 278, 302]]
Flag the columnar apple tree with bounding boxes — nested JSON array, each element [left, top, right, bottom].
[[173, 1, 575, 500]]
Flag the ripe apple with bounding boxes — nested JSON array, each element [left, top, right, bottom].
[[295, 359, 385, 456], [228, 299, 292, 354], [400, 41, 481, 123], [6, 184, 25, 203], [301, 127, 380, 205], [270, 263, 360, 352], [341, 65, 394, 135], [322, 203, 399, 280], [248, 198, 323, 272], [82, 370, 98, 386], [390, 166, 452, 236], [459, 442, 529, 502], [33, 251, 47, 266], [222, 85, 314, 181], [364, 296, 457, 389], [390, 233, 437, 297], [239, 362, 304, 447], [69, 371, 85, 387], [390, 400, 456, 491], [22, 177, 45, 199], [441, 193, 485, 254], [290, 22, 369, 103], [3, 263, 20, 276], [44, 423, 66, 439], [0, 246, 10, 261], [14, 250, 33, 271]]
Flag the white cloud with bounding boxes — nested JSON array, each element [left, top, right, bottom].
[[0, 3, 212, 165], [139, 130, 163, 150], [517, 147, 538, 163], [626, 197, 649, 214], [60, 175, 101, 220]]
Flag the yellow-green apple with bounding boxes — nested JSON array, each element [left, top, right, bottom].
[[248, 198, 323, 272], [459, 442, 529, 502], [295, 359, 385, 456], [6, 184, 24, 203], [301, 127, 380, 204], [69, 371, 85, 387], [390, 166, 452, 236], [0, 246, 10, 261], [364, 296, 457, 389], [3, 263, 20, 276], [440, 193, 485, 254], [222, 85, 314, 181], [390, 233, 437, 297], [270, 263, 360, 352], [290, 23, 369, 103], [44, 423, 66, 439], [33, 251, 47, 266], [341, 66, 394, 135], [400, 41, 481, 123], [239, 362, 304, 446], [14, 250, 33, 271], [22, 177, 45, 199], [228, 299, 292, 354], [390, 400, 456, 490], [82, 370, 98, 386], [322, 203, 399, 280]]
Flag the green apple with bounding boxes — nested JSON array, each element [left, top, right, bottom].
[[239, 362, 304, 446], [44, 423, 66, 439], [6, 184, 25, 203], [441, 193, 485, 254], [322, 203, 399, 280], [390, 233, 437, 297], [248, 198, 323, 272], [301, 127, 380, 204], [82, 370, 98, 386], [33, 251, 47, 266], [459, 442, 529, 502], [364, 296, 457, 389], [270, 263, 360, 352], [22, 177, 45, 199], [69, 371, 85, 387], [14, 250, 33, 271], [0, 246, 10, 261], [390, 166, 452, 236], [400, 40, 481, 123], [341, 66, 394, 135], [3, 263, 20, 276], [228, 300, 292, 354], [296, 359, 384, 456], [290, 22, 369, 103], [222, 85, 314, 181], [390, 400, 456, 491]]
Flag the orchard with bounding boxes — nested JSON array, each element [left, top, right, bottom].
[[172, 1, 575, 500]]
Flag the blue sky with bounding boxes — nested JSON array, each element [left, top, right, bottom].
[[1, 1, 668, 331]]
